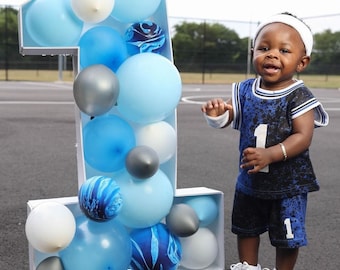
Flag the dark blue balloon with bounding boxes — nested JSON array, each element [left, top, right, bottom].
[[125, 21, 165, 55], [79, 176, 123, 221], [130, 223, 182, 270]]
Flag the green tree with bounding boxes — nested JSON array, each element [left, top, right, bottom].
[[0, 7, 20, 62], [312, 29, 340, 74], [1, 8, 339, 76], [0, 7, 65, 71], [172, 22, 247, 72]]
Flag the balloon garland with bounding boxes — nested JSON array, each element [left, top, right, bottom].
[[20, 0, 224, 269]]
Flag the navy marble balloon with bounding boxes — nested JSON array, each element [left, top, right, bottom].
[[78, 176, 123, 221], [130, 223, 182, 270], [125, 21, 166, 55]]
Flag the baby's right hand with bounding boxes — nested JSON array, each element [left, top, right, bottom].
[[201, 98, 230, 117]]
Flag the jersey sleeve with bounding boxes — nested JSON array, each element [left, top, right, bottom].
[[290, 87, 329, 127], [231, 80, 254, 131], [231, 82, 242, 131]]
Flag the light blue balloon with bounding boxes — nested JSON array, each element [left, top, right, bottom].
[[111, 0, 161, 23], [24, 0, 83, 47], [59, 216, 132, 270], [115, 170, 174, 228], [83, 115, 136, 172], [116, 53, 182, 124], [184, 196, 219, 227], [79, 26, 129, 72]]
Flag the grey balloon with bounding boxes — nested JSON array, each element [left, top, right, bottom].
[[125, 146, 159, 179], [73, 64, 119, 116], [166, 203, 200, 237], [36, 256, 64, 270]]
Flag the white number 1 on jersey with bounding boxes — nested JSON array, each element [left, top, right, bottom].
[[254, 124, 269, 173]]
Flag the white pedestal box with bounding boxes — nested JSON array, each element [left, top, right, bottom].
[[27, 187, 224, 270]]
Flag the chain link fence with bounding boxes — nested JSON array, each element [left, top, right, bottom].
[[1, 8, 340, 82], [167, 14, 340, 79]]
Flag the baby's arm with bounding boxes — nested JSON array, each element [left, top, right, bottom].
[[201, 98, 233, 128], [241, 109, 315, 174], [278, 109, 314, 159]]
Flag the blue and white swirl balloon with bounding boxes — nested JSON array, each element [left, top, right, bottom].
[[130, 223, 182, 270], [125, 21, 165, 55], [78, 176, 123, 221]]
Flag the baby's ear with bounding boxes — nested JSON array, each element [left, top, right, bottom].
[[296, 56, 310, 73]]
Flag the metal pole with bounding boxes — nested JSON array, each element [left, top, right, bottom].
[[5, 5, 9, 81], [246, 22, 252, 79], [201, 20, 206, 84], [58, 55, 63, 81], [246, 37, 251, 78]]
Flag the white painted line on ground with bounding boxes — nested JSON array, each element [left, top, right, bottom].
[[0, 101, 74, 105]]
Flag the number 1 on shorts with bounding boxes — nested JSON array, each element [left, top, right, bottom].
[[284, 218, 295, 239]]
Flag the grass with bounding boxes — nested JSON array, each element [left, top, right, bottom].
[[181, 72, 340, 89], [1, 69, 340, 89], [0, 69, 75, 82]]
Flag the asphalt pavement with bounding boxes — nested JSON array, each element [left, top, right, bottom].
[[0, 81, 339, 269]]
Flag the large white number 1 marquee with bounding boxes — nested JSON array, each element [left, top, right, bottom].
[[19, 0, 224, 269]]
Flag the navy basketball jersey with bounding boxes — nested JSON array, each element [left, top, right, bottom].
[[231, 78, 329, 199]]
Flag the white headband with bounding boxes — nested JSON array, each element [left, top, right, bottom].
[[253, 13, 313, 56]]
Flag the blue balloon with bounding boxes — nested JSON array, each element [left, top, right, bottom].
[[79, 26, 129, 72], [130, 223, 182, 270], [115, 170, 174, 228], [24, 0, 83, 46], [59, 216, 132, 270], [116, 53, 182, 124], [111, 0, 161, 23], [83, 115, 136, 172], [125, 21, 166, 55], [78, 176, 123, 221], [184, 196, 219, 227]]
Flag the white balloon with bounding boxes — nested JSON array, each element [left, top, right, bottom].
[[25, 202, 76, 253], [179, 228, 219, 269], [135, 121, 176, 164], [71, 0, 115, 23]]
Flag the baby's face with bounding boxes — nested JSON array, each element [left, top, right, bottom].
[[252, 23, 308, 90]]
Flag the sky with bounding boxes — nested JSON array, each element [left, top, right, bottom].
[[1, 0, 339, 37], [166, 0, 340, 37]]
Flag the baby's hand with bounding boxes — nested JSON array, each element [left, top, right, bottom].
[[240, 147, 272, 174], [201, 98, 230, 117]]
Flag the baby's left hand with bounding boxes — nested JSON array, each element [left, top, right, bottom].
[[240, 147, 272, 174]]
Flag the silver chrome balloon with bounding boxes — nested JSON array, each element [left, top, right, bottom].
[[125, 145, 159, 179], [36, 256, 64, 270], [166, 203, 199, 237], [73, 64, 119, 116]]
